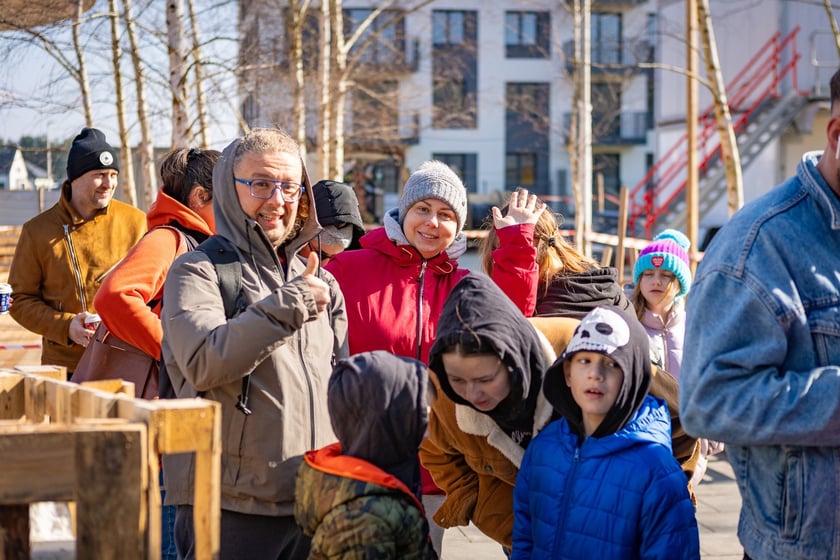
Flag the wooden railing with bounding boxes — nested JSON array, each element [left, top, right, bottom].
[[0, 367, 221, 559]]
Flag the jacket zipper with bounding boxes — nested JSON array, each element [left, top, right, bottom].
[[415, 260, 428, 361], [554, 444, 581, 552], [63, 224, 87, 311]]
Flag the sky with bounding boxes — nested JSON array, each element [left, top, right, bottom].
[[0, 1, 240, 151]]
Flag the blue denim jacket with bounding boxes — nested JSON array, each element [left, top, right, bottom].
[[681, 151, 840, 560]]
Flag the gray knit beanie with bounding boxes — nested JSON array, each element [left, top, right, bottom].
[[398, 160, 468, 233]]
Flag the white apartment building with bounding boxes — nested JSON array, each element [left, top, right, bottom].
[[239, 0, 836, 241]]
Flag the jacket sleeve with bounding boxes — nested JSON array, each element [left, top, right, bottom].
[[649, 366, 699, 484], [511, 446, 534, 560], [419, 401, 479, 529], [322, 269, 349, 360], [420, 394, 516, 547], [638, 459, 701, 559], [95, 227, 181, 359], [488, 223, 538, 316], [161, 250, 319, 391], [681, 268, 840, 446], [8, 223, 75, 345]]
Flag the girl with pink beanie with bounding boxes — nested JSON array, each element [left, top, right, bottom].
[[631, 229, 723, 490]]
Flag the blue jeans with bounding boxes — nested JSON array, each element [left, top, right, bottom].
[[160, 470, 177, 560]]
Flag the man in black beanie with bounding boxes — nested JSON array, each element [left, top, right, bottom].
[[8, 127, 146, 376]]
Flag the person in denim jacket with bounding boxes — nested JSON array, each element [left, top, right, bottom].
[[680, 68, 840, 560]]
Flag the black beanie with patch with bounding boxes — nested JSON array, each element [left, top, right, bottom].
[[66, 128, 120, 183]]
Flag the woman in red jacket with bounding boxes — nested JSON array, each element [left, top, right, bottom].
[[325, 160, 544, 554]]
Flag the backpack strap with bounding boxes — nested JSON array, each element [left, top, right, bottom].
[[195, 236, 250, 414]]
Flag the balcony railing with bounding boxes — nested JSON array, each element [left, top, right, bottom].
[[562, 111, 652, 145], [562, 38, 654, 74], [349, 38, 420, 73]]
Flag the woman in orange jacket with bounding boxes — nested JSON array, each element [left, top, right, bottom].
[[93, 147, 219, 560], [94, 147, 219, 361]]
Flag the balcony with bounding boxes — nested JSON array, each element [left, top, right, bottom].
[[349, 38, 420, 74], [562, 111, 652, 145], [563, 0, 646, 8], [562, 38, 654, 75]]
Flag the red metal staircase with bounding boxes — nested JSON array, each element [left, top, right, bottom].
[[627, 26, 809, 238]]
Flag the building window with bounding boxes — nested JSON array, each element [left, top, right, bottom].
[[594, 153, 621, 200], [432, 10, 478, 129], [592, 82, 621, 142], [506, 83, 549, 193], [432, 153, 477, 193], [592, 12, 621, 65], [505, 11, 550, 58], [351, 80, 399, 141], [344, 8, 405, 66], [433, 10, 465, 46], [506, 153, 537, 188]]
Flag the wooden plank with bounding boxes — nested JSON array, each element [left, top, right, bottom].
[[0, 425, 87, 503], [0, 374, 24, 420], [10, 365, 66, 381], [23, 376, 46, 423], [0, 506, 28, 560], [192, 401, 222, 560], [45, 380, 79, 424], [74, 424, 147, 559], [599, 246, 613, 267], [78, 379, 134, 395]]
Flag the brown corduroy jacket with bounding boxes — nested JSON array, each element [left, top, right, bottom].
[[8, 187, 146, 371]]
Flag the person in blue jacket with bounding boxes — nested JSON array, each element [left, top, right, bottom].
[[512, 305, 699, 559]]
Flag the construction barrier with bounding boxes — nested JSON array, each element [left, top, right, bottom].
[[0, 366, 221, 559]]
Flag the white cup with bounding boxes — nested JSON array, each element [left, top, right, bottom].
[[0, 283, 11, 314], [84, 312, 101, 331]]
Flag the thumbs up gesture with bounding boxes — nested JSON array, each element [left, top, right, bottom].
[[301, 252, 330, 314]]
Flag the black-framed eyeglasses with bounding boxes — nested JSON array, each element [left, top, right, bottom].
[[234, 177, 304, 202]]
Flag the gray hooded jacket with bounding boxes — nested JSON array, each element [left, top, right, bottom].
[[161, 135, 348, 516]]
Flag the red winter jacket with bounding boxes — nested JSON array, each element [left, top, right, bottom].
[[325, 226, 469, 364]]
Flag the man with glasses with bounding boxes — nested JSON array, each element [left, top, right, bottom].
[[160, 128, 348, 559]]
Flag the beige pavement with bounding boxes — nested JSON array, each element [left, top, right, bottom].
[[0, 314, 743, 558]]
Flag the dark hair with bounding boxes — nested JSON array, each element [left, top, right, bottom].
[[159, 147, 221, 205], [831, 68, 840, 109]]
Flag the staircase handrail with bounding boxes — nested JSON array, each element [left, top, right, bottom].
[[628, 26, 802, 237], [645, 49, 803, 231], [627, 30, 785, 209]]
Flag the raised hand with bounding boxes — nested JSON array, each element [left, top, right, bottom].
[[491, 188, 547, 230]]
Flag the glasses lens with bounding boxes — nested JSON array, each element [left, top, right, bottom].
[[281, 183, 302, 201]]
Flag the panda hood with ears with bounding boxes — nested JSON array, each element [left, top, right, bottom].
[[543, 305, 651, 440]]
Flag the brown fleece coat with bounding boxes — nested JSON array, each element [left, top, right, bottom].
[[420, 317, 700, 548], [8, 187, 146, 371]]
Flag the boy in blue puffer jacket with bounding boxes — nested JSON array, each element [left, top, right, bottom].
[[512, 305, 699, 559]]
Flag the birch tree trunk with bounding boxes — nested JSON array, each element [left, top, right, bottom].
[[186, 0, 209, 149], [167, 0, 189, 147], [570, 0, 584, 248], [288, 0, 309, 159], [72, 0, 93, 126], [108, 0, 137, 206], [328, 0, 343, 180], [823, 0, 840, 58], [122, 0, 156, 207], [697, 0, 743, 215], [319, 0, 332, 179]]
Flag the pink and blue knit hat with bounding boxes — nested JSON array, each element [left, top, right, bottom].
[[633, 229, 692, 298]]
